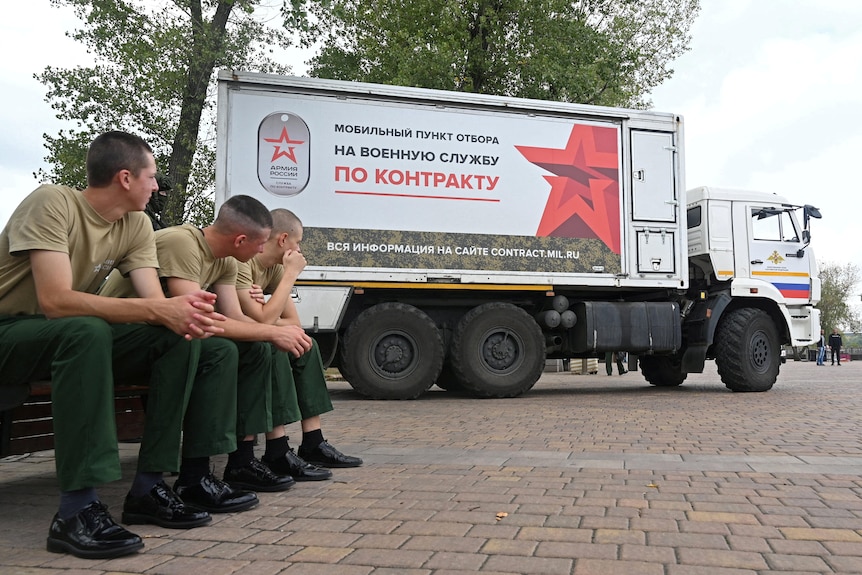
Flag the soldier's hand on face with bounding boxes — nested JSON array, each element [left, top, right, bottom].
[[282, 249, 307, 277]]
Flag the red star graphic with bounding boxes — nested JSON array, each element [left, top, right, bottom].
[[264, 127, 305, 163], [516, 124, 621, 254]]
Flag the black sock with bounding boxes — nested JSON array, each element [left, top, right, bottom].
[[130, 471, 164, 498], [58, 488, 98, 520], [301, 428, 325, 451], [178, 456, 210, 485], [264, 436, 290, 460], [226, 439, 256, 469]]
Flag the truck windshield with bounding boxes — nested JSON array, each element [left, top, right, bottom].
[[751, 208, 799, 243]]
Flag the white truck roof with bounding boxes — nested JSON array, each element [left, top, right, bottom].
[[687, 186, 792, 206]]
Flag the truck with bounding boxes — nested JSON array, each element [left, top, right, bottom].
[[215, 70, 822, 400]]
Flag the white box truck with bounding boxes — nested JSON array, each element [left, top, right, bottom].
[[216, 71, 821, 399]]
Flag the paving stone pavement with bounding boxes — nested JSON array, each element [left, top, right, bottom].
[[2, 360, 862, 574]]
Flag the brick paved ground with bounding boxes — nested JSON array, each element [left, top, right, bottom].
[[2, 359, 862, 574]]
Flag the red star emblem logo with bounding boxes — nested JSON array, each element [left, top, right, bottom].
[[264, 127, 305, 163], [516, 124, 621, 254]]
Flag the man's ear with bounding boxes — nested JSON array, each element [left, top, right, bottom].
[[234, 234, 248, 248], [116, 169, 132, 190], [278, 232, 290, 247]]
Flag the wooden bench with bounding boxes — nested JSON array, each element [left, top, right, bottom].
[[0, 380, 149, 458]]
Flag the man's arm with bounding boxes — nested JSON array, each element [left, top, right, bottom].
[[237, 249, 305, 326], [31, 250, 224, 340], [238, 284, 303, 328], [276, 293, 302, 327], [167, 276, 312, 357]]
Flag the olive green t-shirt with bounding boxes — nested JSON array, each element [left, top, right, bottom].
[[235, 256, 284, 293], [0, 184, 156, 315], [101, 224, 237, 297]]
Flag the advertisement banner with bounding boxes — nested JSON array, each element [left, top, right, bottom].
[[226, 90, 624, 274]]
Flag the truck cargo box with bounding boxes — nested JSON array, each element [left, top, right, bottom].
[[216, 71, 687, 291]]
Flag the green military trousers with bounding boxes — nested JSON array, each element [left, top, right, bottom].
[[234, 340, 275, 437], [234, 339, 334, 436], [271, 339, 333, 427], [0, 315, 236, 492], [132, 335, 239, 472]]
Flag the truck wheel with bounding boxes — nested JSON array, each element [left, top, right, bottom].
[[639, 355, 686, 387], [339, 303, 444, 399], [450, 302, 546, 398], [714, 308, 780, 392]]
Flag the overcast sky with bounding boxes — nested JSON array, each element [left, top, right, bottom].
[[651, 0, 862, 281], [1, 1, 860, 300]]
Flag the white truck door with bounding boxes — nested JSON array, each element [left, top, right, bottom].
[[630, 131, 678, 222], [630, 130, 680, 276], [745, 205, 813, 303]]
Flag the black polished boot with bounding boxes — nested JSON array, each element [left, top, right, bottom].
[[122, 481, 212, 528], [263, 448, 333, 481], [174, 472, 259, 513], [47, 501, 144, 559], [224, 457, 296, 492], [298, 441, 363, 468]]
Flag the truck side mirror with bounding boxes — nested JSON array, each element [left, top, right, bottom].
[[803, 205, 821, 230], [804, 205, 822, 219]]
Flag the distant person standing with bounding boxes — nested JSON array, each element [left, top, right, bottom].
[[828, 328, 843, 366], [816, 329, 826, 366]]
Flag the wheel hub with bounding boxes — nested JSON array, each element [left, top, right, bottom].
[[482, 331, 518, 370], [750, 331, 770, 371], [373, 335, 414, 374]]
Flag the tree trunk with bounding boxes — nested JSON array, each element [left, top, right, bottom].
[[165, 0, 234, 225]]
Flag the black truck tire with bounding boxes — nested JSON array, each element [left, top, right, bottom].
[[639, 354, 687, 387], [714, 307, 780, 392], [450, 302, 546, 398], [339, 303, 444, 399]]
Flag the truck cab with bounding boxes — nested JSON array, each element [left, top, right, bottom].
[[678, 186, 820, 390]]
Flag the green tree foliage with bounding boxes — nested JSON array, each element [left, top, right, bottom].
[[37, 0, 299, 225], [295, 0, 700, 107], [817, 261, 861, 334]]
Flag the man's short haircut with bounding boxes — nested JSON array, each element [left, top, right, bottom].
[[270, 208, 302, 237], [87, 131, 154, 187], [215, 195, 273, 237]]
